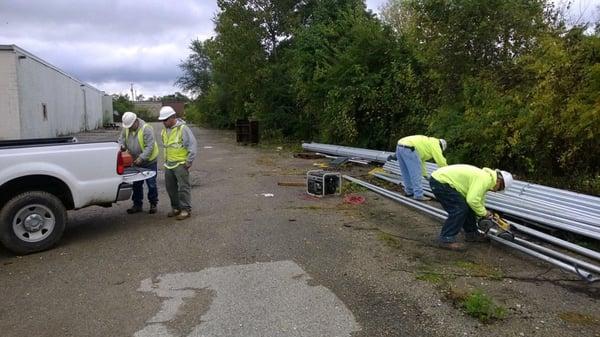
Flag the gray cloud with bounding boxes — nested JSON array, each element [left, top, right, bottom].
[[0, 0, 218, 96], [0, 0, 413, 96]]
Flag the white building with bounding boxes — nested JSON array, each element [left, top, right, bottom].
[[0, 45, 112, 140]]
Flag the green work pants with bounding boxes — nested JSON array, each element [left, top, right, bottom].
[[165, 165, 192, 211]]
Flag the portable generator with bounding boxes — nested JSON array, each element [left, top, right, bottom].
[[306, 170, 341, 197]]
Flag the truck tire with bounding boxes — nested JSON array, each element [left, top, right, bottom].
[[0, 191, 67, 254]]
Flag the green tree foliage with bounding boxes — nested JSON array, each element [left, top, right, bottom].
[[112, 94, 134, 114], [161, 92, 190, 102], [288, 1, 426, 147], [176, 40, 213, 96], [177, 0, 600, 193]]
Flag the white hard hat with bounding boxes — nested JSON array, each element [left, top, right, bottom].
[[498, 170, 514, 191], [158, 106, 176, 121], [439, 139, 447, 151], [121, 111, 137, 128]]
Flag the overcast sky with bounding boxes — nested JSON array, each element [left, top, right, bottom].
[[1, 0, 598, 98]]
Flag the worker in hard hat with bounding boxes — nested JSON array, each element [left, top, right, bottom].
[[158, 106, 197, 220], [118, 111, 160, 214], [429, 164, 514, 251], [390, 135, 448, 201]]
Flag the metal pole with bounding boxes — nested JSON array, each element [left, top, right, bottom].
[[343, 175, 600, 281]]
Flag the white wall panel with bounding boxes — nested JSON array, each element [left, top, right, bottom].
[[0, 51, 21, 140], [16, 54, 104, 138]]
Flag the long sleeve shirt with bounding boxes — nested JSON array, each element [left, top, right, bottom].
[[398, 135, 448, 176], [117, 119, 157, 164], [431, 164, 497, 217]]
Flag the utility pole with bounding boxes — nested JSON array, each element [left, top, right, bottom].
[[130, 83, 135, 102]]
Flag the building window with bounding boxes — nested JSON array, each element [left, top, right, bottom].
[[42, 103, 48, 121]]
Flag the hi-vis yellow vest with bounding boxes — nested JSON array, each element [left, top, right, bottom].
[[126, 123, 159, 161], [161, 125, 188, 169]]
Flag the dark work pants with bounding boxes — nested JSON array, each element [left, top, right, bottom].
[[429, 178, 477, 243], [132, 161, 158, 207]]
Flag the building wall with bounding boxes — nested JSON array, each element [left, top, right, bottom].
[[133, 101, 162, 120], [0, 51, 22, 140], [162, 101, 185, 117], [16, 53, 103, 138], [102, 94, 114, 124]]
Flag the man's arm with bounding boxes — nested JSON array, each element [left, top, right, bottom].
[[182, 126, 197, 165], [465, 180, 489, 217], [117, 129, 126, 149], [431, 140, 448, 168]]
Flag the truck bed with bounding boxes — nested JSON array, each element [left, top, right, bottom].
[[0, 137, 77, 148]]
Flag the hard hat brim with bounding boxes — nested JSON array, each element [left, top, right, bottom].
[[158, 112, 176, 121], [122, 120, 135, 128]]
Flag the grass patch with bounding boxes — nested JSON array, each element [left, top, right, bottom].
[[416, 271, 447, 285], [341, 182, 368, 195], [377, 232, 402, 249], [455, 260, 504, 280], [416, 264, 456, 285], [559, 312, 600, 326], [460, 290, 507, 323]]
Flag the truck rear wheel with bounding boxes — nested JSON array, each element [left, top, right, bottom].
[[0, 191, 67, 254]]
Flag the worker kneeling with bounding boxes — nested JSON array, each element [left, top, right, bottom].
[[429, 165, 513, 251]]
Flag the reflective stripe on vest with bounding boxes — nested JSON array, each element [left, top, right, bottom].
[[161, 125, 188, 169], [126, 123, 159, 161]]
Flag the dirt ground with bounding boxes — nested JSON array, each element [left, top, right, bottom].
[[0, 125, 598, 337], [264, 151, 600, 337]]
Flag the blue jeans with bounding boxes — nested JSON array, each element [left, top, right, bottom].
[[430, 178, 477, 243], [132, 161, 158, 207], [396, 145, 424, 198]]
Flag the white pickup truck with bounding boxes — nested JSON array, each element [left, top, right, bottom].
[[0, 137, 154, 254]]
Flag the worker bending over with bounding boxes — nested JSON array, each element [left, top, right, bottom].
[[118, 112, 159, 214], [159, 106, 197, 220], [429, 164, 513, 251], [392, 135, 448, 201]]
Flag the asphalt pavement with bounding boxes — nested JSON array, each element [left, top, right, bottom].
[[1, 125, 598, 337]]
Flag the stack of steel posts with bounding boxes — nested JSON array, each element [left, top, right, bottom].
[[344, 175, 600, 282], [302, 142, 600, 281], [380, 161, 600, 241]]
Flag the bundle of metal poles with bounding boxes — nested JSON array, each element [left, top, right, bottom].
[[302, 142, 600, 282]]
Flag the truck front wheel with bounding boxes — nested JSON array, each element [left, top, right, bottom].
[[0, 191, 67, 254]]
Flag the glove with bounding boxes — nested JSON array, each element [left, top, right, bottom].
[[133, 158, 143, 166], [387, 154, 397, 161]]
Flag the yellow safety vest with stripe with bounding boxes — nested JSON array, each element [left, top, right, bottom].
[[161, 125, 188, 169], [125, 123, 159, 162]]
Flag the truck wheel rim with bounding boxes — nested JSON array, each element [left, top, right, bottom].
[[12, 204, 56, 243]]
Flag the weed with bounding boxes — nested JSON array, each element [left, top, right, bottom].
[[455, 260, 504, 280], [341, 182, 367, 195], [461, 290, 507, 323], [416, 272, 446, 284], [377, 232, 402, 249]]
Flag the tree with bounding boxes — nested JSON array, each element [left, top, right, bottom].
[[176, 39, 214, 96], [161, 92, 190, 102], [112, 94, 134, 114]]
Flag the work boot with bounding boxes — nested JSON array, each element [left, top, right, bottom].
[[167, 209, 181, 217], [465, 231, 489, 243], [149, 204, 157, 214], [436, 241, 466, 252], [126, 205, 143, 214], [176, 210, 191, 220], [414, 196, 432, 201]]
